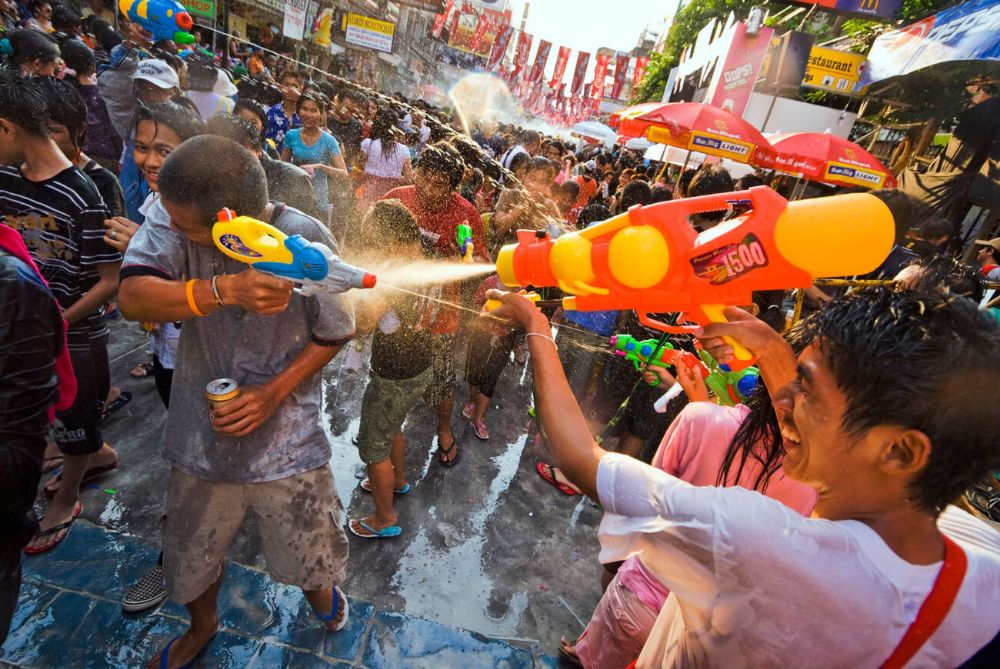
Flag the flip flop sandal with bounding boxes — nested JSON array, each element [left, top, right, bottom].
[[45, 462, 118, 497], [41, 454, 64, 474], [472, 420, 490, 441], [23, 501, 82, 555], [157, 628, 220, 669], [461, 402, 475, 420], [359, 478, 411, 495], [348, 519, 403, 539], [436, 437, 459, 468], [535, 462, 579, 496], [102, 391, 133, 421], [558, 638, 584, 667], [131, 362, 154, 378], [311, 585, 350, 631]]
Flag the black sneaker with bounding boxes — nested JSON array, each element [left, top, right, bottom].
[[122, 565, 167, 612]]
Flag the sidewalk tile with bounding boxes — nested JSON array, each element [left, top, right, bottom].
[[192, 630, 261, 668], [321, 598, 375, 661], [251, 643, 352, 668], [362, 611, 534, 669], [21, 523, 158, 602], [1, 581, 59, 649]]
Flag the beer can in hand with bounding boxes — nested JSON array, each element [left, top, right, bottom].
[[205, 378, 240, 413]]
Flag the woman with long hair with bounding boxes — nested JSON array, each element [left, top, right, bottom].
[[355, 107, 413, 214], [281, 92, 348, 215]]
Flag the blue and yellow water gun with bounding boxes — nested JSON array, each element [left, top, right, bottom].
[[119, 0, 196, 45], [457, 223, 474, 263], [212, 209, 376, 294]]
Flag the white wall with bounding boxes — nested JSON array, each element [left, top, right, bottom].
[[743, 92, 856, 137]]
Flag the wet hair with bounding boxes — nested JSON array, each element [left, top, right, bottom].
[[369, 108, 400, 159], [233, 98, 268, 131], [520, 129, 540, 146], [0, 69, 50, 137], [619, 180, 653, 211], [676, 168, 698, 198], [60, 38, 95, 76], [870, 189, 921, 242], [279, 70, 304, 87], [507, 150, 530, 174], [51, 4, 82, 32], [525, 155, 555, 179], [559, 179, 580, 201], [688, 165, 734, 223], [10, 28, 60, 66], [135, 100, 206, 143], [905, 254, 985, 302], [159, 136, 268, 224], [341, 87, 366, 105], [34, 76, 87, 153], [186, 59, 218, 92], [649, 186, 674, 204], [361, 199, 432, 255], [548, 140, 564, 155], [206, 113, 262, 152], [91, 19, 121, 52], [915, 217, 952, 241], [295, 91, 327, 115], [806, 287, 1000, 513], [577, 203, 612, 228], [415, 143, 464, 190], [735, 174, 765, 190]]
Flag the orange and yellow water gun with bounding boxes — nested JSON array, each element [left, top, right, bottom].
[[495, 186, 897, 366]]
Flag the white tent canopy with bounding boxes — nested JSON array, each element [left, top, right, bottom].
[[570, 120, 617, 147]]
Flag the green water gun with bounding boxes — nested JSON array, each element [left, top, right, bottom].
[[609, 334, 708, 387], [456, 223, 474, 263], [697, 349, 760, 406]]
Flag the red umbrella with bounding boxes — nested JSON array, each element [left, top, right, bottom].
[[612, 102, 776, 167], [770, 132, 894, 189]]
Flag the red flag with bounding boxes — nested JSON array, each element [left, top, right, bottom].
[[529, 40, 552, 83], [632, 56, 649, 88], [511, 31, 532, 81], [570, 51, 590, 97], [549, 45, 570, 88], [487, 24, 513, 72], [469, 13, 490, 52], [446, 5, 462, 40], [431, 0, 453, 39], [611, 54, 629, 100], [591, 53, 610, 99]]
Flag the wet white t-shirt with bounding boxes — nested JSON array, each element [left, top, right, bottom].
[[360, 138, 410, 179], [596, 453, 1000, 668]]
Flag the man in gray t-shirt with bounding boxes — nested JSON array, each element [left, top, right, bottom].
[[119, 137, 354, 667]]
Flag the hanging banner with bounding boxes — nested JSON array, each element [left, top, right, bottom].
[[487, 24, 514, 71], [705, 22, 773, 116], [611, 54, 629, 100], [632, 56, 649, 88], [446, 5, 462, 39], [313, 6, 334, 48], [570, 51, 590, 96], [344, 13, 395, 53], [468, 14, 491, 53], [529, 39, 552, 83], [511, 31, 533, 81], [864, 0, 1000, 85], [591, 52, 611, 99], [431, 0, 453, 38], [550, 45, 571, 88], [283, 0, 308, 41]]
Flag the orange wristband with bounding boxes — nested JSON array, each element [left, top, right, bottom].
[[185, 279, 208, 317]]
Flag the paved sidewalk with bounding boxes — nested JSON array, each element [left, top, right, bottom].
[[2, 522, 559, 668]]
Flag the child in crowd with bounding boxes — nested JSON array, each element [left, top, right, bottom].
[[349, 200, 436, 539], [462, 274, 519, 440]]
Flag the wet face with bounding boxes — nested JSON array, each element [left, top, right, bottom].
[[298, 99, 322, 129], [134, 80, 175, 105], [46, 121, 77, 160], [281, 76, 301, 104], [545, 145, 562, 161], [773, 343, 882, 499], [36, 2, 51, 19], [236, 108, 264, 135], [162, 198, 214, 247], [523, 168, 552, 199], [133, 119, 183, 192], [414, 166, 453, 210]]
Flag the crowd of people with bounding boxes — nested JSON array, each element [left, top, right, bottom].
[[1, 3, 999, 669]]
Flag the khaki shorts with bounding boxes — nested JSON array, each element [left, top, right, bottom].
[[163, 466, 349, 605], [423, 332, 457, 407], [356, 367, 433, 465]]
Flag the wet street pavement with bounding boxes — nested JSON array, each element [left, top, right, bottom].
[[3, 317, 606, 668]]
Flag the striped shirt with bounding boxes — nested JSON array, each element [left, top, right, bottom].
[[0, 165, 119, 351]]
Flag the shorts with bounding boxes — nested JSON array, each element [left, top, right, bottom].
[[423, 332, 457, 407], [465, 329, 516, 398], [162, 465, 348, 605], [356, 368, 433, 465], [575, 573, 658, 669], [53, 338, 109, 455]]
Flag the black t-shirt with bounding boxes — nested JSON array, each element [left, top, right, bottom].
[[84, 160, 126, 218], [0, 165, 119, 351], [328, 117, 364, 168], [0, 249, 63, 464], [370, 295, 433, 381]]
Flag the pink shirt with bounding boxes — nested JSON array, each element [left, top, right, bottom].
[[616, 402, 817, 613]]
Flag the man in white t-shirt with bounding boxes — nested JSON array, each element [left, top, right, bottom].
[[487, 286, 1000, 668], [501, 129, 540, 170]]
